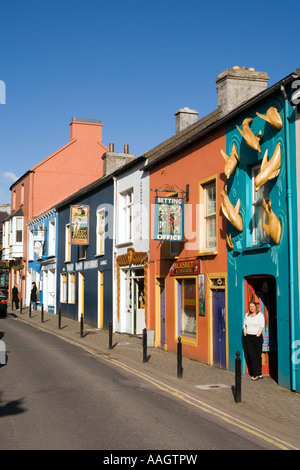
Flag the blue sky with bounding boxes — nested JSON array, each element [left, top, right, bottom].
[[0, 0, 299, 206]]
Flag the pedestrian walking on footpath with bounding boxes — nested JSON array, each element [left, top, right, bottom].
[[12, 284, 19, 310], [243, 301, 265, 381], [31, 282, 38, 310]]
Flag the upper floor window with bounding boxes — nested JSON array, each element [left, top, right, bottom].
[[251, 166, 269, 245], [119, 189, 133, 243], [48, 219, 56, 257], [96, 208, 105, 255], [28, 228, 34, 260], [199, 178, 217, 253], [65, 224, 71, 262], [15, 217, 23, 243]]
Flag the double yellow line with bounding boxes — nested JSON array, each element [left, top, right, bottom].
[[19, 317, 299, 451]]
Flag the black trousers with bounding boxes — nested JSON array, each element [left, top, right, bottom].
[[245, 334, 263, 377]]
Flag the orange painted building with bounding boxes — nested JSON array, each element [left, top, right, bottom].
[[144, 109, 228, 366], [5, 117, 108, 301]]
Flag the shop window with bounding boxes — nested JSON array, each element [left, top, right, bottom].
[[96, 208, 105, 255], [68, 272, 76, 303], [60, 273, 67, 303], [251, 166, 269, 244], [177, 278, 197, 339], [199, 178, 217, 253]]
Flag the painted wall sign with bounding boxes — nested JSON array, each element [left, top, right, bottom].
[[154, 196, 184, 241], [70, 205, 89, 245], [170, 258, 200, 276]]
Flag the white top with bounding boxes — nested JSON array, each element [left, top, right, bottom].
[[243, 312, 264, 335]]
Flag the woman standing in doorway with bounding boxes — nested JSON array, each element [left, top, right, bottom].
[[243, 301, 265, 381]]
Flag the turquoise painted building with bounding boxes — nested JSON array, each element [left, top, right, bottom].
[[27, 208, 58, 313], [224, 71, 300, 392]]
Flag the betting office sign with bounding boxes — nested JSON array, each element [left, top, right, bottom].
[[154, 196, 184, 241]]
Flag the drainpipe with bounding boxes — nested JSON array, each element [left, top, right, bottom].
[[281, 84, 296, 391]]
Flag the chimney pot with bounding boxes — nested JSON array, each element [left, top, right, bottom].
[[124, 144, 129, 154], [109, 143, 115, 152]]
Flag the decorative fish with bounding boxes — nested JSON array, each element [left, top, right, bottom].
[[262, 198, 281, 244], [255, 142, 281, 191], [256, 106, 282, 130], [221, 143, 239, 179], [221, 186, 243, 232], [236, 117, 262, 152], [226, 233, 234, 249]]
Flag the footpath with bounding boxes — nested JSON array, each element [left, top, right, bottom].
[[7, 304, 300, 450]]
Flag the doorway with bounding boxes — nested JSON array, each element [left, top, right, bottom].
[[123, 268, 145, 335], [245, 276, 278, 380], [212, 289, 226, 368]]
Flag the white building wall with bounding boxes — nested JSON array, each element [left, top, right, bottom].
[[113, 158, 149, 333]]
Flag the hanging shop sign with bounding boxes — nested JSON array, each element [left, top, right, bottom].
[[154, 196, 184, 241], [170, 258, 200, 276], [70, 205, 89, 245]]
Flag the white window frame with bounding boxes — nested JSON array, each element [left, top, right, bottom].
[[68, 272, 76, 304], [96, 208, 105, 255], [65, 224, 71, 262], [119, 188, 133, 243], [60, 273, 67, 303], [48, 218, 56, 257]]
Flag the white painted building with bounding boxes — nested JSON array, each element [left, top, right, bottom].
[[113, 155, 149, 335]]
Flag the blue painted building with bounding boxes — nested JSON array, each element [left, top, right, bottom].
[[56, 173, 114, 328], [27, 208, 58, 313], [223, 71, 300, 391]]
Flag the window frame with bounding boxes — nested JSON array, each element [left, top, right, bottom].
[[199, 176, 217, 254]]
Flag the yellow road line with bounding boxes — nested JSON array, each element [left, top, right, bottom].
[[17, 317, 299, 451]]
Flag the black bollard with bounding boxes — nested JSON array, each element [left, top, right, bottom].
[[143, 328, 147, 363], [58, 308, 61, 329], [29, 302, 31, 318], [20, 299, 22, 314], [41, 304, 44, 323], [177, 336, 183, 378], [80, 314, 84, 338], [109, 320, 113, 349], [235, 351, 242, 403]]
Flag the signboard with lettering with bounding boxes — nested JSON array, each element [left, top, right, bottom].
[[70, 205, 89, 245], [154, 196, 184, 241], [170, 259, 200, 276]]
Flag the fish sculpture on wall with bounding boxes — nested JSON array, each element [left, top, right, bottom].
[[221, 143, 239, 179], [254, 142, 281, 191], [226, 233, 234, 249], [236, 117, 262, 152], [256, 106, 282, 130], [262, 198, 281, 244], [221, 186, 243, 232]]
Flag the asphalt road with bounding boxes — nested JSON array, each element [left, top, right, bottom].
[[0, 315, 275, 451]]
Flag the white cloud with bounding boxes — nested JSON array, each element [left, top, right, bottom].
[[3, 171, 18, 183]]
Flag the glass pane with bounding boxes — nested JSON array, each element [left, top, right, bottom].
[[206, 184, 216, 215], [179, 278, 196, 338], [206, 216, 216, 249]]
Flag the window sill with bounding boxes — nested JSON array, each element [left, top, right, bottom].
[[242, 243, 271, 253], [179, 335, 197, 347], [115, 241, 134, 249], [197, 249, 217, 257]]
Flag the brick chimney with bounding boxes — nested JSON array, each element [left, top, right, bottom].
[[102, 144, 136, 176], [70, 117, 103, 142], [216, 67, 269, 115], [175, 107, 199, 133]]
